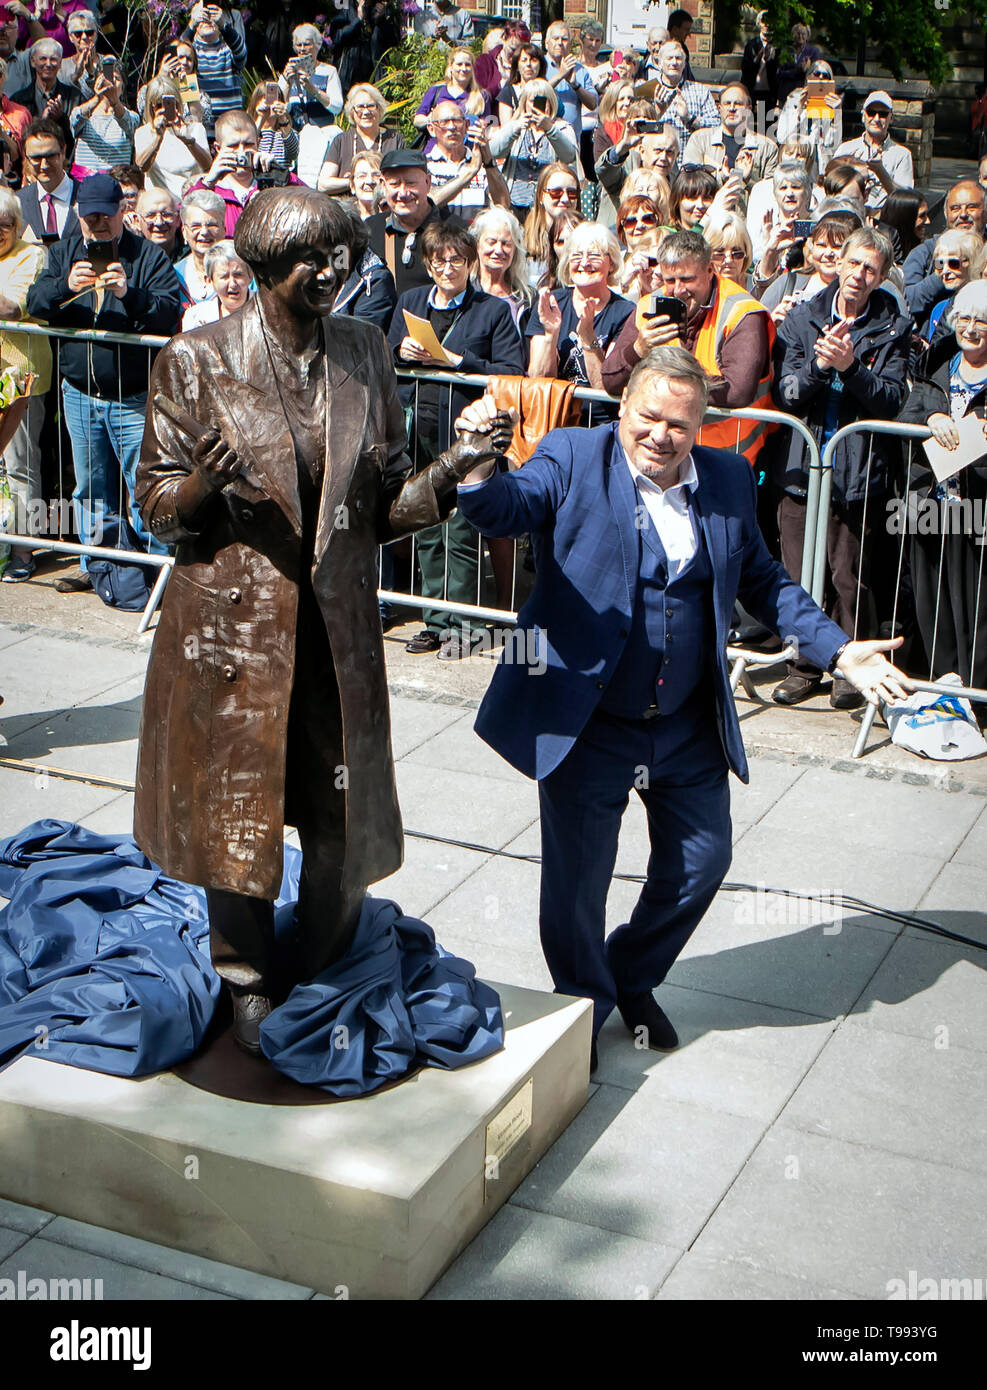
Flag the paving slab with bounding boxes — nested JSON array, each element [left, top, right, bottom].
[[0, 1228, 30, 1262], [0, 630, 147, 725], [76, 792, 136, 836], [41, 1217, 314, 1300], [780, 1025, 987, 1173], [394, 761, 538, 851], [2, 691, 142, 783], [0, 766, 123, 840], [729, 823, 943, 913], [387, 694, 470, 761], [758, 766, 985, 860], [426, 1204, 679, 1301], [916, 862, 987, 938], [0, 1237, 232, 1300], [511, 1082, 765, 1249], [655, 1251, 859, 1301], [690, 1126, 987, 1299], [399, 709, 533, 785], [847, 932, 987, 1054], [950, 803, 987, 866], [373, 831, 488, 922], [0, 1197, 55, 1235], [661, 894, 898, 1019], [594, 983, 837, 1123]]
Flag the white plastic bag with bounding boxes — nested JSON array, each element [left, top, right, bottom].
[[886, 674, 987, 761]]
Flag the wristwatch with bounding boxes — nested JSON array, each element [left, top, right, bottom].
[[828, 640, 850, 674]]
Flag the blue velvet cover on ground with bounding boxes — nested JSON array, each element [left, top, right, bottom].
[[0, 821, 503, 1096]]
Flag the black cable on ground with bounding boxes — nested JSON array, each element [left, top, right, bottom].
[[1, 757, 983, 955]]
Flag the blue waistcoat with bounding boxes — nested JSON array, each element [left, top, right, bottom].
[[597, 496, 713, 720]]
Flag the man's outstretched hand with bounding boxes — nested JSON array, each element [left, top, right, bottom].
[[451, 395, 516, 483], [835, 636, 914, 708]]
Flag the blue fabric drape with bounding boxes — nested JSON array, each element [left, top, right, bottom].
[[0, 821, 503, 1095]]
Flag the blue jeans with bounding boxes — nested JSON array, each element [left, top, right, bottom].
[[61, 382, 165, 570]]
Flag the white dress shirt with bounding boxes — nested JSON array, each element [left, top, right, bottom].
[[38, 174, 75, 236], [622, 445, 699, 579]]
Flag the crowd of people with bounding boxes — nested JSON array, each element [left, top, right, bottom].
[[2, 4, 987, 695]]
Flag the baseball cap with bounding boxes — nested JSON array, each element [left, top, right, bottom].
[[380, 148, 429, 174], [76, 172, 124, 216], [863, 90, 893, 113]]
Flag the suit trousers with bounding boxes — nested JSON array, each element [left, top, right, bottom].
[[538, 695, 732, 1036], [204, 582, 364, 995]]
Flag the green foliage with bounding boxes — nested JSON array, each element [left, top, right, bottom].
[[757, 0, 987, 86], [373, 35, 463, 142]]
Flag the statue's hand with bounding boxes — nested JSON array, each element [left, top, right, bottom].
[[192, 427, 242, 491], [449, 397, 515, 479]]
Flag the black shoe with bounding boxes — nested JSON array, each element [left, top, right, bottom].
[[55, 572, 93, 594], [229, 990, 272, 1057], [829, 677, 864, 710], [405, 629, 442, 653], [772, 673, 822, 706], [616, 991, 678, 1051]]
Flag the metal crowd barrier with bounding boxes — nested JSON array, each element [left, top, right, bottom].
[[817, 420, 987, 758], [0, 319, 171, 635], [2, 323, 821, 689]]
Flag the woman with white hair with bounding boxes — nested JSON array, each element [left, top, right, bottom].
[[924, 229, 986, 341], [174, 186, 226, 304], [525, 220, 631, 399], [279, 22, 343, 128], [752, 160, 815, 270], [471, 206, 532, 325], [487, 79, 578, 221], [900, 279, 987, 693], [316, 83, 404, 196], [180, 239, 251, 330], [0, 187, 51, 583]]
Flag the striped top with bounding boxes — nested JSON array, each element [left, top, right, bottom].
[[69, 105, 139, 172], [193, 27, 247, 117]]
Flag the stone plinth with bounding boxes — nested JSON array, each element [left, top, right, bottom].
[[0, 984, 592, 1300]]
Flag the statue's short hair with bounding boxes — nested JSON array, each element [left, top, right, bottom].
[[234, 187, 358, 280]]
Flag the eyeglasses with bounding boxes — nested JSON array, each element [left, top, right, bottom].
[[25, 149, 61, 163], [954, 316, 987, 329], [352, 104, 378, 113], [864, 106, 890, 116], [71, 28, 97, 36], [620, 214, 658, 229], [810, 69, 831, 77], [569, 253, 606, 267], [429, 255, 467, 269], [934, 257, 970, 271], [711, 248, 746, 261], [545, 186, 578, 201], [434, 117, 466, 127]]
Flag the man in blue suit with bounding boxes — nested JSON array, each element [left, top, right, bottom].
[[455, 346, 910, 1066]]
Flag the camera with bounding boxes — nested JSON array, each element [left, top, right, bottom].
[[256, 161, 291, 189], [233, 152, 254, 170]]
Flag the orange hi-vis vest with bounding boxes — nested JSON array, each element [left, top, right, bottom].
[[694, 274, 777, 464]]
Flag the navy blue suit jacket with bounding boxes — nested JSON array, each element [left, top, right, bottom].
[[457, 423, 848, 783]]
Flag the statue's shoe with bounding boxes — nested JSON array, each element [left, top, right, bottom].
[[230, 991, 273, 1057]]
